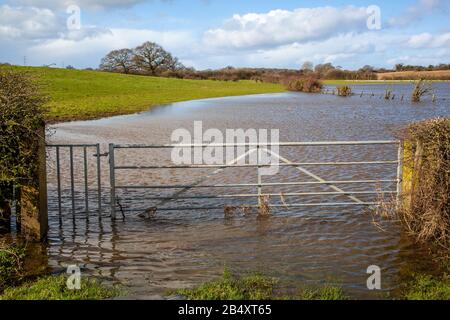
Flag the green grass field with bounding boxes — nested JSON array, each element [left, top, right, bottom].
[[6, 66, 285, 122]]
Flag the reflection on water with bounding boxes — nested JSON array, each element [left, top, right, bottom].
[[45, 84, 450, 299]]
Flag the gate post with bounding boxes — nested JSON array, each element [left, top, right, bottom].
[[396, 141, 404, 209], [0, 184, 12, 234], [109, 144, 116, 220], [20, 126, 48, 241]]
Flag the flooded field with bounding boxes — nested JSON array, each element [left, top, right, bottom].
[[44, 83, 450, 299]]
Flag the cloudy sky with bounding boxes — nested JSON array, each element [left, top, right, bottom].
[[0, 0, 449, 69]]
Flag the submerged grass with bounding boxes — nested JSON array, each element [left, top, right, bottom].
[[0, 274, 119, 300], [2, 66, 285, 122], [173, 269, 347, 300]]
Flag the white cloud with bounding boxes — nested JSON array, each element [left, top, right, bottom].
[[27, 28, 194, 68], [387, 48, 450, 66], [407, 32, 450, 48], [0, 5, 61, 40], [184, 32, 404, 70], [203, 6, 370, 49]]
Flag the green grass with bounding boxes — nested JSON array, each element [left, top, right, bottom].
[[404, 271, 450, 300], [173, 269, 347, 300], [0, 274, 119, 300], [4, 66, 285, 122], [404, 275, 450, 300], [175, 269, 276, 300], [296, 286, 348, 300]]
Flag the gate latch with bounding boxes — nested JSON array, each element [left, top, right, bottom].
[[93, 152, 109, 157]]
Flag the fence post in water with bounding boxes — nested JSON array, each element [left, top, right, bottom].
[[257, 144, 262, 206], [396, 141, 404, 209], [109, 144, 116, 220], [19, 126, 48, 241]]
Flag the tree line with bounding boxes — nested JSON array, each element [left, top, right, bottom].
[[99, 42, 184, 75], [395, 63, 450, 72], [98, 42, 449, 82]]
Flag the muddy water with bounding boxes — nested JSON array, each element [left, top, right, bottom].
[[46, 84, 450, 299]]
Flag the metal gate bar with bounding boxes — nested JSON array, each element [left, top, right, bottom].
[[109, 140, 402, 218], [115, 180, 398, 189], [113, 141, 398, 148], [47, 144, 102, 217]]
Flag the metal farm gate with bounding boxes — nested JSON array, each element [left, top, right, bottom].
[[46, 140, 403, 220]]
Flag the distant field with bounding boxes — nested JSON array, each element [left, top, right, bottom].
[[377, 70, 450, 81], [4, 66, 285, 122], [322, 79, 409, 85]]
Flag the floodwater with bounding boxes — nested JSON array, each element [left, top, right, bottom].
[[44, 83, 449, 299]]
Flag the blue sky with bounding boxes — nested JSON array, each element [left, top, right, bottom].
[[0, 0, 449, 69]]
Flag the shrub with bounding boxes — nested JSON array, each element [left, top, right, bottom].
[[400, 117, 449, 249], [384, 88, 392, 100], [0, 242, 25, 292], [412, 79, 433, 102], [336, 85, 352, 97], [0, 70, 47, 208], [286, 76, 323, 93]]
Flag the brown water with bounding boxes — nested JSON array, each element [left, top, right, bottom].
[[44, 84, 450, 299]]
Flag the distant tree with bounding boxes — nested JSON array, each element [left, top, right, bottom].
[[395, 63, 404, 71], [99, 48, 135, 74], [133, 42, 183, 75], [301, 61, 314, 73], [66, 65, 75, 70], [360, 65, 374, 72], [314, 63, 335, 76]]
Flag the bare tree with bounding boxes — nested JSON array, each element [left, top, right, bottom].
[[133, 42, 183, 75], [301, 61, 314, 73], [99, 48, 135, 74]]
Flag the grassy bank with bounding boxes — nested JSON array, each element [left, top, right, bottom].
[[0, 275, 118, 300], [172, 270, 348, 300], [404, 272, 450, 300], [0, 241, 118, 300], [4, 66, 285, 122]]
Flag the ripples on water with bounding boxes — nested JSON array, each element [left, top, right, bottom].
[[44, 84, 449, 299]]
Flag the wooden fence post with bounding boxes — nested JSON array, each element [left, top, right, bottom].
[[402, 139, 424, 212], [19, 126, 48, 241]]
